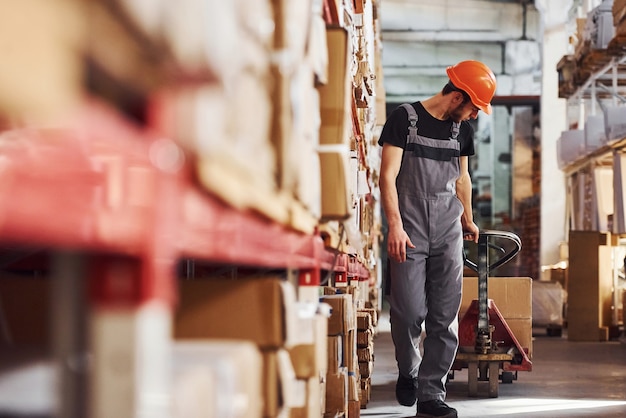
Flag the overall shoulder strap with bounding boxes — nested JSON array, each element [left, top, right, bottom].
[[400, 103, 418, 138], [450, 122, 460, 140]]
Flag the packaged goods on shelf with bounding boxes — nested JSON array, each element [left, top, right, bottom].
[[603, 105, 626, 141], [321, 293, 356, 336], [262, 349, 307, 417], [556, 129, 585, 169], [557, 55, 576, 99], [567, 166, 613, 231], [584, 114, 607, 151], [174, 276, 298, 349], [172, 340, 263, 418], [319, 27, 354, 146], [319, 145, 355, 220], [614, 0, 626, 25], [0, 0, 84, 121], [325, 367, 349, 416], [272, 60, 323, 225], [593, 166, 614, 232], [583, 0, 615, 50], [288, 303, 329, 380], [612, 153, 626, 233]]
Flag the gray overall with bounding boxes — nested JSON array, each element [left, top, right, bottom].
[[389, 103, 464, 402]]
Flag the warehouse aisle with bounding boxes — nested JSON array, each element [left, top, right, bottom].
[[362, 306, 626, 418]]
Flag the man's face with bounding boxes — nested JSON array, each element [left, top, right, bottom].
[[450, 100, 480, 123]]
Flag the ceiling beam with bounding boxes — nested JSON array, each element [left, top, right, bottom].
[[382, 30, 508, 43]]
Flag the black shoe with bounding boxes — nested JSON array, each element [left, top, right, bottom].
[[395, 374, 417, 406], [416, 399, 457, 418]]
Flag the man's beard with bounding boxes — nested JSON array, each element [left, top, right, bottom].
[[450, 103, 465, 123]]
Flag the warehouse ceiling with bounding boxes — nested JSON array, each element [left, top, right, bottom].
[[379, 0, 544, 103]]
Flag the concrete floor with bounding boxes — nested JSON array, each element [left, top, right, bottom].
[[363, 309, 626, 418]]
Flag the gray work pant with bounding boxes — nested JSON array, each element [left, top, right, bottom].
[[389, 194, 463, 402]]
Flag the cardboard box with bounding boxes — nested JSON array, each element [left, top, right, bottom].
[[567, 231, 614, 341], [174, 277, 297, 349], [325, 367, 348, 416], [318, 28, 353, 146], [289, 376, 323, 418], [172, 340, 262, 418], [263, 349, 307, 417], [360, 377, 371, 407], [357, 346, 373, 363], [356, 311, 373, 330], [343, 330, 357, 374], [327, 335, 343, 372], [289, 313, 329, 379], [321, 293, 355, 336], [319, 146, 354, 220], [348, 400, 361, 417], [357, 329, 373, 348], [358, 361, 373, 379], [348, 372, 360, 402], [0, 0, 84, 121], [460, 277, 532, 319]]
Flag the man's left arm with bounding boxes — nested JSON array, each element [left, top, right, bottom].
[[456, 156, 479, 243]]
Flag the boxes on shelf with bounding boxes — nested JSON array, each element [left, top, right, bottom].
[[614, 0, 626, 25], [174, 276, 298, 349], [557, 55, 576, 99], [0, 0, 84, 121], [557, 129, 585, 169], [321, 293, 356, 337], [604, 105, 626, 141], [262, 348, 307, 417], [584, 114, 607, 151], [585, 0, 614, 49], [325, 367, 348, 416], [319, 145, 356, 220], [171, 340, 263, 418], [319, 27, 353, 146]]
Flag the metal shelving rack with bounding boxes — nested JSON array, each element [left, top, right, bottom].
[[0, 97, 371, 417], [557, 21, 626, 339]]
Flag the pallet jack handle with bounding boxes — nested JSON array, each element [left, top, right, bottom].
[[463, 229, 522, 273], [463, 230, 522, 353]]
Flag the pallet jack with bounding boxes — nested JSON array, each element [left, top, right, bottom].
[[450, 230, 532, 398]]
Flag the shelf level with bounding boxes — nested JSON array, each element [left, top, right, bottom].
[[0, 99, 369, 288]]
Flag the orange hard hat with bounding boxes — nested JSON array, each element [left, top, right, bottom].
[[446, 60, 497, 115]]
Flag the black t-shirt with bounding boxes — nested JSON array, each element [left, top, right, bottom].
[[378, 102, 475, 156]]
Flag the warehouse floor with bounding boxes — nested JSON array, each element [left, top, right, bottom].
[[362, 305, 626, 418]]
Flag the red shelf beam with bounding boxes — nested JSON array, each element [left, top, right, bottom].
[[0, 99, 369, 295]]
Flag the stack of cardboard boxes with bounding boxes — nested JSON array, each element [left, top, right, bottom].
[[320, 292, 357, 417], [320, 283, 379, 417], [356, 309, 377, 408], [175, 276, 332, 417]]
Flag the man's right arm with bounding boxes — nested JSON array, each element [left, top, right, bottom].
[[380, 143, 415, 263]]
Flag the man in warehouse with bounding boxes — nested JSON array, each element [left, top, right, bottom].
[[378, 60, 497, 418]]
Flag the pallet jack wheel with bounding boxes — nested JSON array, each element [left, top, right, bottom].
[[500, 371, 517, 384]]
